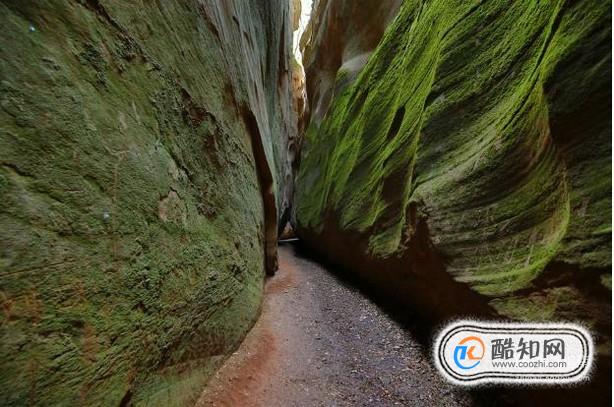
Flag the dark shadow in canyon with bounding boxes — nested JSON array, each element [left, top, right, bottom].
[[289, 237, 612, 407]]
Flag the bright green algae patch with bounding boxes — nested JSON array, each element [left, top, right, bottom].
[[297, 0, 610, 325], [0, 1, 293, 405]]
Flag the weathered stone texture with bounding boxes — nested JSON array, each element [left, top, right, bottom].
[[297, 0, 611, 352], [0, 0, 295, 405]]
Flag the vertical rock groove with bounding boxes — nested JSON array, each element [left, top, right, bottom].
[[242, 106, 279, 275]]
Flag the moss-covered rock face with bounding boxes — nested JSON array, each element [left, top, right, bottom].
[[0, 1, 295, 405], [300, 0, 402, 125], [297, 0, 610, 344]]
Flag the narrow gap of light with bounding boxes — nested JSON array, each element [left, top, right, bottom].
[[292, 0, 313, 67]]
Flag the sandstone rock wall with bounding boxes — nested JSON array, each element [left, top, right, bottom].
[[297, 0, 611, 350], [300, 0, 402, 125], [0, 0, 295, 405]]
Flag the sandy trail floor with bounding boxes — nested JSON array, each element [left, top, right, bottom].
[[196, 243, 472, 406]]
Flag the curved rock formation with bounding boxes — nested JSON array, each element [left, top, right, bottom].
[[0, 0, 295, 404], [297, 0, 611, 351], [300, 0, 402, 125]]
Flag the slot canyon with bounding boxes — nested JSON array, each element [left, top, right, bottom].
[[0, 0, 611, 406]]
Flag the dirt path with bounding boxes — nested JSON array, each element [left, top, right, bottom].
[[196, 244, 472, 406]]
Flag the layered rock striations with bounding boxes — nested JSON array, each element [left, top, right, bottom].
[[297, 0, 611, 349], [0, 1, 295, 405], [300, 0, 402, 125]]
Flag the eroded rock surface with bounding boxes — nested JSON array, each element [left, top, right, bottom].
[[300, 0, 402, 124], [297, 0, 611, 353], [0, 1, 295, 404]]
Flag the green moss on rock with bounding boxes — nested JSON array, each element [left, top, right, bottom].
[[0, 0, 295, 405], [297, 0, 610, 340]]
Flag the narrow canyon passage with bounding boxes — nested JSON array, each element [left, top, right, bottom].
[[196, 244, 471, 407], [0, 1, 609, 405]]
